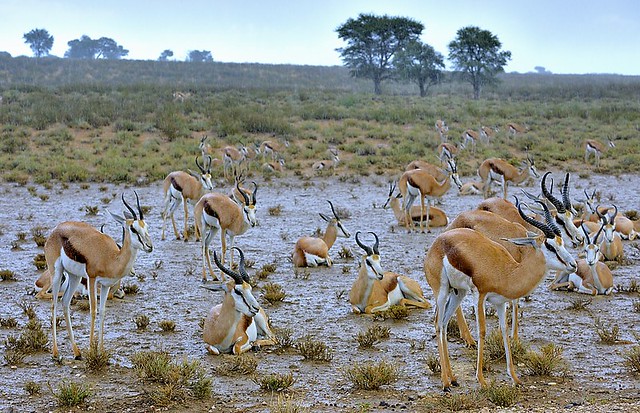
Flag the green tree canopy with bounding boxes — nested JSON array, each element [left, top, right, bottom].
[[23, 28, 54, 58], [336, 13, 424, 94], [158, 49, 174, 61], [448, 26, 511, 99], [394, 40, 444, 97], [65, 35, 128, 59], [187, 50, 213, 62]]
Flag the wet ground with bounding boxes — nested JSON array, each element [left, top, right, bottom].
[[0, 172, 639, 412]]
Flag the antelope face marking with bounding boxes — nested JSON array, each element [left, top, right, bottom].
[[234, 283, 260, 317], [584, 243, 600, 266], [543, 235, 576, 273], [244, 205, 257, 227], [130, 220, 153, 253], [201, 174, 214, 191], [365, 254, 384, 280], [337, 220, 351, 238]]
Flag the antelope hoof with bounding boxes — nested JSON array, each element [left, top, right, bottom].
[[451, 380, 459, 387], [442, 386, 452, 393]]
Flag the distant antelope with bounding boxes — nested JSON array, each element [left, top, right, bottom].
[[260, 139, 288, 161], [478, 155, 539, 199], [161, 156, 213, 241], [584, 138, 614, 168], [480, 126, 497, 142], [462, 129, 480, 153], [172, 91, 191, 102], [437, 142, 459, 162], [312, 148, 339, 171], [435, 119, 449, 141], [202, 248, 276, 355], [222, 145, 245, 180], [382, 182, 448, 228], [349, 232, 430, 314], [507, 122, 526, 136], [292, 201, 350, 267], [262, 158, 285, 174]]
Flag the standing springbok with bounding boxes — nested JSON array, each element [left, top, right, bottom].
[[399, 158, 462, 233], [161, 156, 213, 241], [437, 142, 459, 162], [46, 193, 153, 359], [462, 129, 480, 153], [383, 182, 448, 228], [424, 199, 576, 391], [260, 139, 288, 161], [550, 223, 613, 295], [222, 145, 245, 180], [478, 155, 540, 199], [507, 122, 526, 136], [349, 232, 430, 314], [480, 126, 497, 142], [292, 201, 350, 267], [262, 158, 285, 174], [584, 138, 615, 168], [435, 119, 449, 141], [194, 182, 258, 282], [202, 249, 276, 355]]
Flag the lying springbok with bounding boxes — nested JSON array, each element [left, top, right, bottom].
[[194, 182, 258, 282], [598, 206, 624, 261], [478, 155, 539, 199], [312, 148, 340, 171], [202, 249, 276, 355], [292, 201, 350, 267], [425, 198, 576, 391], [382, 182, 448, 228], [550, 223, 613, 295], [161, 156, 213, 241], [46, 193, 153, 359], [349, 232, 430, 314]]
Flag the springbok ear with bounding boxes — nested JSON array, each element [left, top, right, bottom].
[[107, 209, 126, 226], [319, 213, 330, 222], [123, 210, 134, 220], [525, 230, 539, 238], [501, 237, 538, 248], [199, 284, 229, 293]]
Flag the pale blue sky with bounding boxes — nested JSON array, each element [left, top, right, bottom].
[[1, 0, 639, 75]]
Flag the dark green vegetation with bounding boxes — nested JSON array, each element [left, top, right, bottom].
[[1, 57, 639, 185]]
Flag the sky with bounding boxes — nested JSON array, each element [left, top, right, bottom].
[[1, 0, 639, 75]]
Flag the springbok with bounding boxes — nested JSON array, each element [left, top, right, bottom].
[[292, 201, 350, 267], [202, 249, 276, 355], [161, 156, 213, 241], [597, 206, 624, 261], [584, 138, 614, 168], [458, 181, 484, 196], [437, 142, 459, 162], [507, 122, 526, 136], [435, 119, 449, 141], [312, 148, 340, 171], [550, 223, 613, 295], [477, 197, 541, 233], [424, 198, 576, 391], [194, 182, 258, 282], [262, 158, 285, 174], [480, 126, 497, 142], [260, 139, 288, 161], [382, 182, 448, 228], [462, 129, 480, 153], [478, 155, 539, 199], [399, 158, 462, 232], [349, 232, 430, 314], [539, 172, 584, 247], [222, 145, 245, 180], [46, 193, 153, 359]]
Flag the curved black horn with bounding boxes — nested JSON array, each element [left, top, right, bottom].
[[561, 173, 572, 211], [251, 182, 258, 205], [237, 181, 250, 205], [231, 247, 250, 282], [584, 189, 590, 201], [515, 197, 555, 238], [327, 200, 339, 220], [206, 155, 212, 172], [195, 156, 205, 174], [580, 220, 591, 245], [596, 205, 608, 224], [134, 191, 144, 220], [593, 222, 605, 244], [610, 204, 618, 221], [122, 193, 137, 220], [355, 231, 373, 255], [370, 232, 379, 255], [213, 251, 243, 285], [541, 172, 565, 213], [536, 199, 562, 236], [387, 181, 394, 197]]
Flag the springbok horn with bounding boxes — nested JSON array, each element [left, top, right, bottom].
[[328, 200, 339, 220], [561, 173, 572, 212], [195, 156, 205, 174], [593, 222, 605, 245], [122, 193, 137, 220], [355, 231, 373, 255], [237, 181, 250, 205], [370, 232, 379, 255], [232, 247, 250, 283], [251, 182, 258, 205], [536, 199, 562, 236], [515, 197, 555, 239], [610, 204, 618, 221], [213, 250, 243, 285], [134, 190, 144, 220], [541, 172, 565, 213]]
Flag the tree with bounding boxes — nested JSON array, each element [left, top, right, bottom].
[[336, 13, 424, 94], [158, 49, 174, 61], [23, 28, 54, 58], [394, 40, 444, 97], [65, 35, 128, 59], [187, 50, 213, 62], [448, 26, 511, 99]]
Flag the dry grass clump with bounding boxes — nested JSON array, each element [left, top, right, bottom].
[[131, 350, 212, 406], [0, 269, 17, 281], [50, 380, 92, 407], [355, 324, 391, 348], [5, 318, 48, 353], [480, 381, 520, 408], [19, 300, 37, 319], [75, 300, 90, 311], [31, 226, 47, 247], [522, 343, 569, 377], [633, 300, 640, 313], [565, 297, 593, 311], [215, 353, 258, 376], [268, 394, 309, 413], [425, 354, 441, 374], [83, 341, 112, 373], [33, 253, 47, 270], [134, 314, 150, 330], [253, 371, 296, 392], [341, 360, 399, 390], [84, 205, 99, 215], [4, 348, 26, 365], [274, 327, 295, 349], [159, 320, 176, 332], [268, 204, 283, 216], [594, 317, 629, 344], [337, 245, 354, 260], [263, 282, 286, 303], [623, 345, 640, 373], [373, 304, 409, 320], [122, 282, 140, 295], [483, 328, 528, 364], [434, 391, 482, 411], [0, 316, 18, 328], [255, 262, 278, 279], [24, 381, 41, 396], [294, 335, 334, 362]]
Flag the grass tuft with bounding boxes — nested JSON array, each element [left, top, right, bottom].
[[355, 324, 391, 348], [623, 345, 640, 373], [263, 282, 286, 303], [134, 314, 150, 330], [50, 380, 92, 407], [481, 381, 520, 407], [341, 360, 399, 390], [253, 371, 296, 392], [84, 341, 112, 373], [215, 353, 258, 376], [294, 335, 334, 362], [523, 343, 569, 377]]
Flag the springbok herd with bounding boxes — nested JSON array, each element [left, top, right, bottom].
[[31, 122, 639, 393]]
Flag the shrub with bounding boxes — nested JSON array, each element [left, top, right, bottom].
[[624, 345, 640, 373], [263, 282, 286, 303], [294, 335, 334, 362], [522, 343, 569, 377], [355, 324, 391, 348], [342, 360, 399, 390], [481, 382, 520, 408], [50, 380, 92, 407], [215, 354, 258, 376], [84, 341, 112, 373], [253, 371, 296, 392]]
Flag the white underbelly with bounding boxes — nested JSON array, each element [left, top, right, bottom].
[[60, 252, 89, 279]]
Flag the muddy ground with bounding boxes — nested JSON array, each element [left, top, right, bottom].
[[0, 172, 639, 412]]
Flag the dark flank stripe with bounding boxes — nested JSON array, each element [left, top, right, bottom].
[[61, 236, 87, 264], [204, 201, 218, 218], [170, 176, 182, 192]]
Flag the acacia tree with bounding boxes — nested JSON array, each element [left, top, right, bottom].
[[23, 28, 54, 58], [187, 50, 213, 62], [448, 26, 511, 99], [336, 13, 423, 94], [65, 35, 128, 59], [158, 49, 174, 61], [394, 40, 444, 97]]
